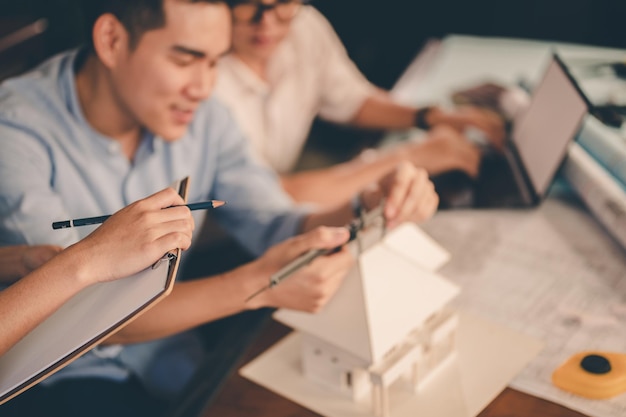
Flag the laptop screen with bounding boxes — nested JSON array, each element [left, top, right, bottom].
[[512, 55, 589, 197]]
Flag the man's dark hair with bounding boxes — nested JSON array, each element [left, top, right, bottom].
[[82, 0, 226, 52]]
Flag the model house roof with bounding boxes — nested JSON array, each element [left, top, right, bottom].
[[274, 222, 459, 365]]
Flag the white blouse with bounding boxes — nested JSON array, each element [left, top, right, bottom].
[[214, 6, 375, 173]]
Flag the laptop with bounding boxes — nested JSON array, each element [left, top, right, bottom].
[[435, 53, 591, 208]]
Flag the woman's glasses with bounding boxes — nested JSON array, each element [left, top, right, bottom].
[[232, 0, 307, 23]]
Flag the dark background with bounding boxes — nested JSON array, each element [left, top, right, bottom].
[[2, 0, 625, 87], [316, 0, 626, 89], [1, 0, 625, 159]]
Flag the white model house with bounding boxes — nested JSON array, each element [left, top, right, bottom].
[[274, 222, 460, 417]]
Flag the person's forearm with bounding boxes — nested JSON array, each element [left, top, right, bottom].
[[350, 94, 417, 130], [281, 147, 404, 209], [299, 202, 353, 233], [0, 249, 91, 356], [105, 262, 266, 344]]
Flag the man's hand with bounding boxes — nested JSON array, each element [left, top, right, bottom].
[[362, 162, 439, 229], [247, 227, 354, 313], [407, 125, 482, 178], [427, 105, 506, 151], [70, 187, 195, 285]]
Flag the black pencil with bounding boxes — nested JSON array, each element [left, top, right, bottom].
[[244, 203, 386, 302], [52, 200, 225, 230]]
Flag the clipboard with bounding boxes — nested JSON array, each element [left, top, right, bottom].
[[0, 177, 190, 405]]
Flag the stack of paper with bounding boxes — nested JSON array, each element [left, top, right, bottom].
[[563, 141, 626, 249], [576, 115, 626, 189]]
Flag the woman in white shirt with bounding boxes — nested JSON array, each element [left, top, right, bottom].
[[215, 0, 504, 208]]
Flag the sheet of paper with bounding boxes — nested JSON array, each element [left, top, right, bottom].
[[421, 197, 626, 417], [241, 312, 541, 417]]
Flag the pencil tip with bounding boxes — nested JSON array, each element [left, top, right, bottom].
[[213, 200, 226, 208]]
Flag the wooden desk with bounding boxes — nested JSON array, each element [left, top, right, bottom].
[[201, 319, 587, 417]]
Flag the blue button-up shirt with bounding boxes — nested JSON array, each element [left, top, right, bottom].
[[0, 50, 308, 396]]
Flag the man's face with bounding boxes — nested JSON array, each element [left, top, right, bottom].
[[230, 0, 295, 63], [110, 0, 231, 141]]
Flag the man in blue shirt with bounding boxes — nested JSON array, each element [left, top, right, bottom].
[[0, 0, 438, 415]]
